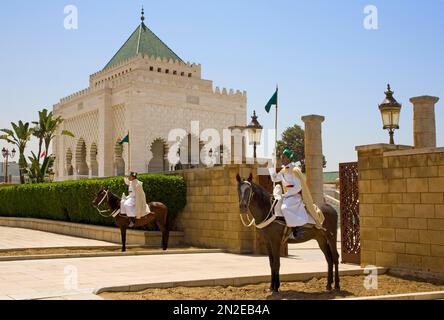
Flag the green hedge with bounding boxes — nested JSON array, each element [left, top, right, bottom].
[[0, 174, 186, 229]]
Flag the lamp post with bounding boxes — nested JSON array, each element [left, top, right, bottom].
[[379, 84, 402, 145], [246, 111, 263, 161], [1, 147, 16, 183]]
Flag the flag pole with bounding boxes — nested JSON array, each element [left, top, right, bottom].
[[127, 131, 131, 174], [274, 85, 279, 188]]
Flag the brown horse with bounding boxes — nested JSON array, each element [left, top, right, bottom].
[[92, 189, 170, 252], [236, 174, 340, 293]]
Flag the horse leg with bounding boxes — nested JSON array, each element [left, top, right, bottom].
[[265, 240, 275, 292], [334, 260, 340, 290], [331, 239, 341, 290], [121, 226, 127, 253], [316, 236, 333, 291], [271, 241, 282, 293], [324, 229, 341, 290], [155, 210, 169, 251]]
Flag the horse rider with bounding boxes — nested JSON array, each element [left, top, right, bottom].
[[121, 172, 151, 227], [268, 148, 325, 238]]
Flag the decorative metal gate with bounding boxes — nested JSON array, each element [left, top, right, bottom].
[[339, 162, 361, 264]]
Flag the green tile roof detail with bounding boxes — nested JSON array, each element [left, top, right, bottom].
[[104, 22, 183, 70]]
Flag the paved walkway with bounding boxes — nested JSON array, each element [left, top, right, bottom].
[[0, 249, 361, 300], [0, 226, 116, 250], [0, 226, 351, 300]]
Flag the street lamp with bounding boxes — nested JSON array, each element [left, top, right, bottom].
[[246, 111, 263, 161], [379, 84, 402, 145], [1, 147, 16, 183]]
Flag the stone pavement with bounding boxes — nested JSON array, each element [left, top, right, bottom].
[[0, 249, 362, 300], [0, 226, 354, 300], [0, 226, 116, 250]]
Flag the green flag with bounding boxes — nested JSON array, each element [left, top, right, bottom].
[[118, 134, 129, 145], [265, 89, 278, 113]]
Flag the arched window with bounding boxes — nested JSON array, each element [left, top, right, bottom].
[[148, 139, 169, 173], [75, 139, 89, 176]]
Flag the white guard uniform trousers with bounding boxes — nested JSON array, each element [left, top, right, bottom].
[[269, 164, 315, 227], [120, 184, 136, 218]]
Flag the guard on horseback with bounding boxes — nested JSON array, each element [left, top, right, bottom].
[[121, 172, 151, 227], [269, 148, 325, 239]]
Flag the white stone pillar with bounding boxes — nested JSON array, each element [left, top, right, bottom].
[[410, 96, 439, 149], [98, 87, 114, 177], [301, 115, 325, 206], [230, 127, 247, 165]]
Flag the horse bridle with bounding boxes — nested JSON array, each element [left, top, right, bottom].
[[239, 181, 277, 229], [94, 190, 114, 218], [239, 181, 256, 227]]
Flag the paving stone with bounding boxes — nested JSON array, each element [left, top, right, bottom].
[[0, 226, 115, 250]]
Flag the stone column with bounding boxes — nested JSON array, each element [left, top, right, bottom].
[[301, 115, 325, 206], [229, 127, 247, 165], [410, 96, 439, 149], [97, 87, 114, 177]]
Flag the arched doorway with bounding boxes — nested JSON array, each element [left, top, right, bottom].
[[75, 139, 89, 176], [178, 134, 204, 169], [148, 138, 168, 173]]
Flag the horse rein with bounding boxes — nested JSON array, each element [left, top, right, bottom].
[[94, 190, 115, 218], [239, 181, 278, 230]]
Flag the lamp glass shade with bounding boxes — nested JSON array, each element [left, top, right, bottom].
[[392, 110, 400, 128], [248, 128, 262, 146], [1, 148, 6, 158], [11, 149, 16, 158], [380, 107, 400, 129]]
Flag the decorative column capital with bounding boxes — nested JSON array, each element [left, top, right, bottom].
[[410, 95, 439, 105], [301, 115, 325, 123]]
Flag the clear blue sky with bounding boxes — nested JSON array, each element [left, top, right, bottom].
[[0, 0, 443, 171]]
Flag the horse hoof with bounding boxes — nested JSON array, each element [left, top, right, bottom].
[[335, 286, 341, 291], [326, 285, 333, 291]]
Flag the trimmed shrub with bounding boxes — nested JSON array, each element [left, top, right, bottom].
[[0, 174, 186, 229]]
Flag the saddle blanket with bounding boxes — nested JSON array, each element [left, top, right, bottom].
[[112, 208, 154, 218]]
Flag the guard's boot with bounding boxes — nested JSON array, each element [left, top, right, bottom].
[[129, 218, 136, 228], [292, 226, 304, 240], [289, 224, 315, 240]]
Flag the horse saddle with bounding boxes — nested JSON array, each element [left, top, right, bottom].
[[113, 204, 154, 219]]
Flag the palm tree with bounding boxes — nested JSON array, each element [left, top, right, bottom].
[[0, 121, 34, 184], [31, 108, 74, 182], [32, 109, 48, 164]]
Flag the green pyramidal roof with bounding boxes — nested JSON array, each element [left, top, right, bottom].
[[104, 22, 183, 70]]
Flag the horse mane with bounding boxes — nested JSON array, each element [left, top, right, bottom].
[[251, 182, 272, 213], [107, 191, 121, 210]]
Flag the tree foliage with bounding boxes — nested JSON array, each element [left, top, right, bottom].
[[276, 124, 327, 173], [0, 121, 34, 184], [1, 108, 74, 184]]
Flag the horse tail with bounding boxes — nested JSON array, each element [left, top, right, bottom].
[[321, 204, 340, 263]]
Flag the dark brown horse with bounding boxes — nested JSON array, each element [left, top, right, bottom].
[[236, 174, 340, 293], [92, 189, 170, 252]]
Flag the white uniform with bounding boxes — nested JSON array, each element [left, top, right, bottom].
[[120, 179, 137, 218], [269, 163, 316, 227]]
